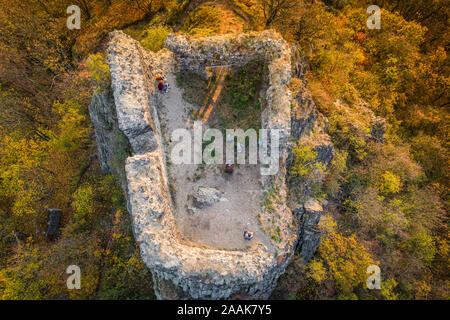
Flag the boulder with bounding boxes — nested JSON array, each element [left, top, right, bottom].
[[298, 228, 321, 263], [302, 198, 323, 228], [291, 88, 319, 140], [46, 208, 62, 240], [193, 187, 224, 208], [295, 199, 324, 263], [370, 116, 387, 143]]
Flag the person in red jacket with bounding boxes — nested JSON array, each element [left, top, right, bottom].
[[158, 80, 168, 92], [225, 163, 234, 173]]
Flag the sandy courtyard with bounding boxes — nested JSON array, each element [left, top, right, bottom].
[[156, 66, 274, 251]]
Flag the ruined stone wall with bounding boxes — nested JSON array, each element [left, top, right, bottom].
[[165, 30, 292, 142], [89, 30, 334, 300]]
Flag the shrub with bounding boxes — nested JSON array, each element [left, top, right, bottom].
[[380, 278, 399, 300], [289, 78, 303, 93], [318, 233, 375, 297], [139, 25, 172, 52], [410, 134, 449, 183], [307, 259, 327, 283], [86, 54, 110, 91], [290, 142, 327, 200], [0, 245, 47, 300], [72, 183, 95, 230], [377, 171, 402, 194], [327, 104, 372, 161], [183, 5, 221, 36], [291, 143, 326, 179], [50, 100, 89, 154], [324, 149, 348, 198]]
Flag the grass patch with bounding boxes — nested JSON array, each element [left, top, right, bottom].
[[124, 19, 172, 52], [176, 61, 267, 130]]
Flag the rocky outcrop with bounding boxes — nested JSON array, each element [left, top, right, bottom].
[[89, 29, 334, 300], [193, 187, 225, 208], [295, 199, 323, 263], [291, 87, 320, 140], [46, 208, 62, 240], [286, 51, 334, 263], [291, 45, 310, 81], [333, 99, 386, 144], [370, 115, 387, 143], [88, 86, 132, 193], [290, 86, 334, 166]]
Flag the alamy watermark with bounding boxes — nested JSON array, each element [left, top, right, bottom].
[[66, 265, 81, 289], [367, 5, 381, 30], [67, 5, 81, 30], [366, 265, 381, 289], [170, 121, 280, 175]]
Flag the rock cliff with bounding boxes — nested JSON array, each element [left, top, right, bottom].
[[89, 30, 334, 299]]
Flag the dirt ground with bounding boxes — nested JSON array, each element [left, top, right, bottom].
[[156, 67, 274, 252]]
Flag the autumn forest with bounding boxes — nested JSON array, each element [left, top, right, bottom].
[[0, 0, 448, 300]]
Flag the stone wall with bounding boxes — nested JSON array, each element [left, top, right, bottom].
[[89, 30, 334, 300], [165, 30, 293, 142]]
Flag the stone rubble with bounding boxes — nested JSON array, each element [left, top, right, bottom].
[[194, 186, 225, 209]]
